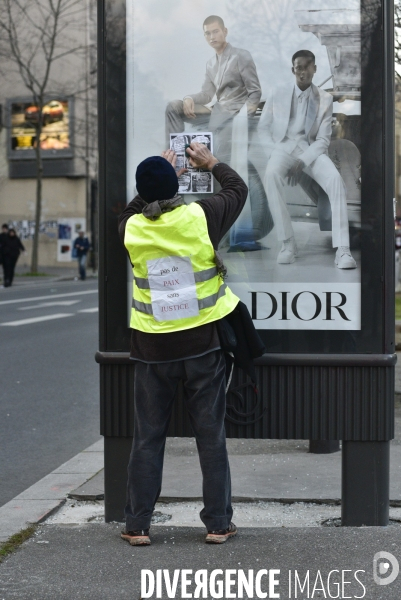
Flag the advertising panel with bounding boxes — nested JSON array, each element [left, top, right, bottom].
[[10, 99, 71, 154], [126, 0, 362, 335]]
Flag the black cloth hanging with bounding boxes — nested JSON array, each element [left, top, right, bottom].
[[216, 301, 266, 385]]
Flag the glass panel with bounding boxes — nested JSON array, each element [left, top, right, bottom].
[[125, 0, 384, 353]]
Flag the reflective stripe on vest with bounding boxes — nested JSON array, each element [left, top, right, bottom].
[[133, 282, 228, 315], [124, 202, 239, 334]]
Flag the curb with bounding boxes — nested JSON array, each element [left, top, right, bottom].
[[0, 439, 103, 543], [1, 273, 98, 287], [53, 275, 98, 282]]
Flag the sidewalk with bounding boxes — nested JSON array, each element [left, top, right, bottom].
[[0, 265, 98, 287], [1, 402, 401, 598], [2, 416, 401, 542], [0, 359, 400, 597], [4, 351, 401, 540]]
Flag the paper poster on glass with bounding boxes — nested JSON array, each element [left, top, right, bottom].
[[170, 132, 214, 193], [127, 0, 361, 331]]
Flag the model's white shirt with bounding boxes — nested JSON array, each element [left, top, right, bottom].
[[279, 84, 311, 155], [213, 44, 231, 90]]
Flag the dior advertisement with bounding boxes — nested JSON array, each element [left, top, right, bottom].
[[126, 0, 361, 331]]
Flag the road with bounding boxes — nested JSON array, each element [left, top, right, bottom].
[[0, 279, 101, 507]]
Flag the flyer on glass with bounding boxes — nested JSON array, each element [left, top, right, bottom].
[[126, 0, 361, 332], [169, 132, 214, 194]]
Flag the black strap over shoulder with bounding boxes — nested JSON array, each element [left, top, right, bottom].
[[217, 301, 266, 383]]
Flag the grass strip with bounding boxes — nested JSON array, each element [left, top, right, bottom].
[[17, 272, 50, 277], [0, 525, 37, 563]]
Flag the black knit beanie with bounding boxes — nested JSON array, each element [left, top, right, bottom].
[[136, 156, 179, 202]]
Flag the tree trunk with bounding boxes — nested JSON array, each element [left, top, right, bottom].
[[31, 124, 43, 274]]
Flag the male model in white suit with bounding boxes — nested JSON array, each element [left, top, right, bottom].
[[258, 50, 356, 269]]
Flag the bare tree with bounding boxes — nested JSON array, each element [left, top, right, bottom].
[[396, 1, 401, 83], [0, 0, 87, 273], [395, 0, 401, 121]]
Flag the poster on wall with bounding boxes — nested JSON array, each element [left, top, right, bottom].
[[57, 218, 86, 262], [126, 0, 361, 331]]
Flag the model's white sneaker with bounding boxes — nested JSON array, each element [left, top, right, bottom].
[[335, 246, 357, 269], [277, 237, 298, 264]]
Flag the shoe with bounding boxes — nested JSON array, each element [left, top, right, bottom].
[[121, 528, 151, 546], [335, 247, 356, 269], [227, 242, 268, 253], [277, 237, 298, 264], [205, 522, 237, 544]]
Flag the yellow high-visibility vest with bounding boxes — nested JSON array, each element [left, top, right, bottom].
[[124, 202, 239, 333]]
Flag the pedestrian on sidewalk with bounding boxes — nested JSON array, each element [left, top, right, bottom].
[[0, 223, 8, 249], [73, 231, 90, 280], [118, 142, 248, 546], [2, 228, 25, 288], [0, 223, 9, 284]]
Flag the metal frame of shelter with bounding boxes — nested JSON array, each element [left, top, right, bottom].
[[97, 0, 395, 525]]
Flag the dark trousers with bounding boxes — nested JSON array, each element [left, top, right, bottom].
[[125, 350, 232, 531], [77, 254, 87, 280], [2, 256, 17, 287]]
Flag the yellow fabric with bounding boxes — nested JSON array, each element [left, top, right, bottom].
[[124, 202, 239, 333]]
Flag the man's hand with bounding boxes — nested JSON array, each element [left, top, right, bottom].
[[161, 149, 187, 178], [286, 159, 305, 187], [183, 97, 196, 119], [185, 142, 218, 170]]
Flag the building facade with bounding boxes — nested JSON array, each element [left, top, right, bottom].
[[0, 0, 97, 269]]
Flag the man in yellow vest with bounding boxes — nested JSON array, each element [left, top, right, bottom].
[[118, 142, 247, 546]]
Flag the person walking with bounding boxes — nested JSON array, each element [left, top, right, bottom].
[[0, 224, 9, 285], [73, 231, 90, 280], [2, 228, 25, 287], [0, 224, 8, 249], [118, 142, 248, 546]]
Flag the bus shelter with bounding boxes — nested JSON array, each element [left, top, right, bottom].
[[97, 0, 395, 525]]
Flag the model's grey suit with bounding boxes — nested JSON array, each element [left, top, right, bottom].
[[166, 43, 261, 161], [188, 42, 261, 119], [258, 82, 350, 248]]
